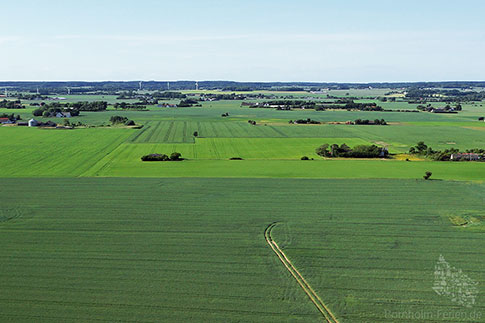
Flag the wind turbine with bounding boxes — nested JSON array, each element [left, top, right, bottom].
[[167, 82, 170, 90], [139, 81, 143, 91], [195, 81, 199, 91]]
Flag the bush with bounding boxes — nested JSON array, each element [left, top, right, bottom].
[[124, 120, 135, 126], [110, 115, 129, 124], [32, 109, 43, 117], [301, 156, 310, 160], [141, 152, 184, 162], [170, 152, 182, 161], [423, 171, 432, 180], [141, 154, 169, 161], [229, 157, 243, 160]]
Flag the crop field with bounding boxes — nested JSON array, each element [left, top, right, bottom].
[[1, 90, 485, 322], [131, 121, 359, 143], [0, 127, 132, 177], [0, 178, 483, 322]]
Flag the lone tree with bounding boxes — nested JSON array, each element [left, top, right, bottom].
[[423, 171, 432, 180], [193, 131, 198, 137]]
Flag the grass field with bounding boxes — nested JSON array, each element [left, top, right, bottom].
[[1, 91, 485, 322], [0, 178, 483, 322]]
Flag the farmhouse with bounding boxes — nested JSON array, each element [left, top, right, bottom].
[[157, 103, 177, 108], [28, 119, 39, 127], [55, 112, 72, 118], [450, 153, 483, 161], [0, 118, 14, 124]]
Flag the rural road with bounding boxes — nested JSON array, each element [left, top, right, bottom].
[[264, 222, 339, 323]]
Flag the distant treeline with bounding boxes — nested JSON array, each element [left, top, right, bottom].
[[406, 88, 485, 102], [3, 81, 485, 94], [113, 102, 147, 110], [246, 100, 383, 111], [0, 99, 24, 109]]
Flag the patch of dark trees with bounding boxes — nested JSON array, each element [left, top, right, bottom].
[[245, 100, 384, 112], [36, 120, 58, 128], [32, 105, 80, 118], [0, 113, 21, 121], [152, 91, 187, 99], [141, 152, 183, 162], [221, 112, 230, 117], [0, 100, 24, 109], [178, 99, 200, 107], [113, 102, 148, 110], [248, 120, 257, 125], [353, 119, 387, 125], [15, 93, 49, 100], [406, 88, 485, 102], [289, 119, 321, 124], [417, 104, 461, 113], [110, 115, 135, 126], [316, 143, 388, 158]]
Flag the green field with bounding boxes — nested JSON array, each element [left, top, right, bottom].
[[1, 91, 485, 322], [0, 178, 483, 322]]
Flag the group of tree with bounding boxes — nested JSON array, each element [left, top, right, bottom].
[[417, 104, 461, 113], [316, 143, 388, 158], [109, 115, 135, 126], [178, 99, 199, 107], [113, 102, 147, 110], [32, 101, 107, 115], [353, 119, 387, 125], [0, 100, 24, 109], [289, 118, 321, 124], [406, 88, 485, 102], [248, 120, 257, 125], [32, 105, 80, 117], [0, 113, 21, 121], [141, 152, 183, 162], [152, 91, 187, 99], [15, 93, 48, 100], [200, 93, 247, 101], [409, 141, 485, 161], [70, 101, 107, 111], [221, 112, 230, 117]]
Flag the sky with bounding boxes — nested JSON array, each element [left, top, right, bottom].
[[1, 0, 485, 82]]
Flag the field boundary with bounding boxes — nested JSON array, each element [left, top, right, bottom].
[[264, 222, 339, 323]]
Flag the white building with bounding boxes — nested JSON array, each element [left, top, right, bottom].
[[28, 119, 39, 127]]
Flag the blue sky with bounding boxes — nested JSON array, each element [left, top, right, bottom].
[[1, 0, 485, 82]]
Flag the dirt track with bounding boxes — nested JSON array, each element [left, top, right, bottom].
[[264, 222, 339, 323]]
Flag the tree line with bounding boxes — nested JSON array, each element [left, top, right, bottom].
[[316, 143, 388, 158]]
